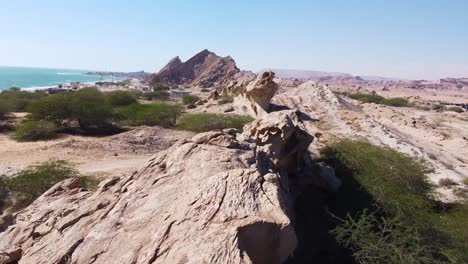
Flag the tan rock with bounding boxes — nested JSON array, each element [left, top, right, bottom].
[[0, 110, 314, 264]]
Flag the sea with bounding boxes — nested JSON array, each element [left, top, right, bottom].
[[0, 66, 116, 91]]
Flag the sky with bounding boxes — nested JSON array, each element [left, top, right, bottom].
[[0, 0, 467, 80]]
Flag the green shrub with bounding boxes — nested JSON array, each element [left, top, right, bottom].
[[106, 90, 137, 106], [70, 88, 114, 131], [432, 104, 446, 111], [27, 93, 73, 126], [320, 139, 468, 263], [200, 88, 210, 93], [322, 139, 433, 216], [447, 107, 464, 113], [217, 95, 234, 105], [347, 93, 410, 107], [141, 91, 170, 101], [0, 99, 11, 119], [152, 83, 169, 91], [0, 161, 99, 212], [15, 120, 58, 141], [0, 90, 46, 112], [176, 113, 253, 132], [438, 178, 458, 187], [182, 94, 200, 105], [27, 88, 115, 134], [384, 97, 410, 107], [115, 103, 182, 127]]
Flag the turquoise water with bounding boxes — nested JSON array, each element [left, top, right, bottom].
[[0, 66, 114, 90]]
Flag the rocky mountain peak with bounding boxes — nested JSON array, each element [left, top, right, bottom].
[[157, 56, 182, 74], [146, 50, 240, 87]]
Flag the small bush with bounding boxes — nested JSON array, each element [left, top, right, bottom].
[[15, 120, 58, 141], [322, 139, 434, 216], [0, 90, 46, 112], [200, 88, 210, 93], [321, 139, 468, 263], [447, 107, 464, 113], [152, 83, 169, 91], [432, 104, 446, 111], [0, 99, 11, 119], [141, 91, 170, 101], [0, 161, 99, 212], [347, 93, 410, 107], [27, 92, 73, 126], [384, 97, 410, 107], [182, 94, 200, 105], [438, 178, 458, 187], [217, 95, 234, 105], [70, 88, 114, 131], [115, 103, 183, 127], [464, 178, 468, 185], [176, 113, 253, 132], [106, 90, 137, 106]]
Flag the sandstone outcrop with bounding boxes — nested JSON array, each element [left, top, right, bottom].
[[0, 110, 315, 264], [147, 50, 240, 88], [220, 71, 279, 117]]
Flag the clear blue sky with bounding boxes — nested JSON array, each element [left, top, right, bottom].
[[1, 0, 467, 79]]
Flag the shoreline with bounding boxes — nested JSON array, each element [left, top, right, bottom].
[[1, 76, 123, 92]]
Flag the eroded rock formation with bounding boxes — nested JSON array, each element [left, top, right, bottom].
[[0, 110, 314, 264], [221, 71, 279, 117]]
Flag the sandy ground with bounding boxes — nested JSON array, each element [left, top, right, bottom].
[[0, 126, 194, 178]]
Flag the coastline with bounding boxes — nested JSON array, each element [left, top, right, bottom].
[[0, 66, 123, 92]]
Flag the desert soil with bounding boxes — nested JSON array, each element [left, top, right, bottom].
[[0, 126, 194, 178]]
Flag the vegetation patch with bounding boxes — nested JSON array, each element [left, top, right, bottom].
[[15, 119, 59, 141], [217, 95, 234, 105], [0, 161, 98, 213], [344, 93, 410, 107], [106, 90, 138, 106], [290, 139, 468, 263], [323, 140, 467, 263], [0, 99, 11, 119], [176, 113, 253, 132], [115, 103, 183, 127], [0, 88, 46, 112], [438, 178, 458, 187], [182, 94, 200, 105], [27, 88, 116, 134], [141, 91, 170, 101], [152, 83, 169, 91], [447, 107, 464, 113]]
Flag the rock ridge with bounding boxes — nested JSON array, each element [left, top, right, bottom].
[[0, 110, 314, 264]]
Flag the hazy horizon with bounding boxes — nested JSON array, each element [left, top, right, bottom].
[[1, 0, 467, 80]]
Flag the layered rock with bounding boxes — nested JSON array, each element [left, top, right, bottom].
[[0, 110, 314, 264], [147, 50, 240, 88], [221, 71, 279, 117]]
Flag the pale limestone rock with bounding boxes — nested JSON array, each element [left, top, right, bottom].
[[0, 110, 313, 264], [222, 71, 279, 117]]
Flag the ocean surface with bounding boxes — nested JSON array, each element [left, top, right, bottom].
[[0, 66, 115, 91]]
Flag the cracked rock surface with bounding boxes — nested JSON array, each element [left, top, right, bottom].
[[0, 110, 313, 264]]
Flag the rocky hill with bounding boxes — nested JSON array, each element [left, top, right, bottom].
[[146, 50, 241, 87], [0, 110, 318, 264]]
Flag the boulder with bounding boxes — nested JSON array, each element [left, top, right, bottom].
[[222, 71, 279, 117], [0, 110, 314, 264]]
